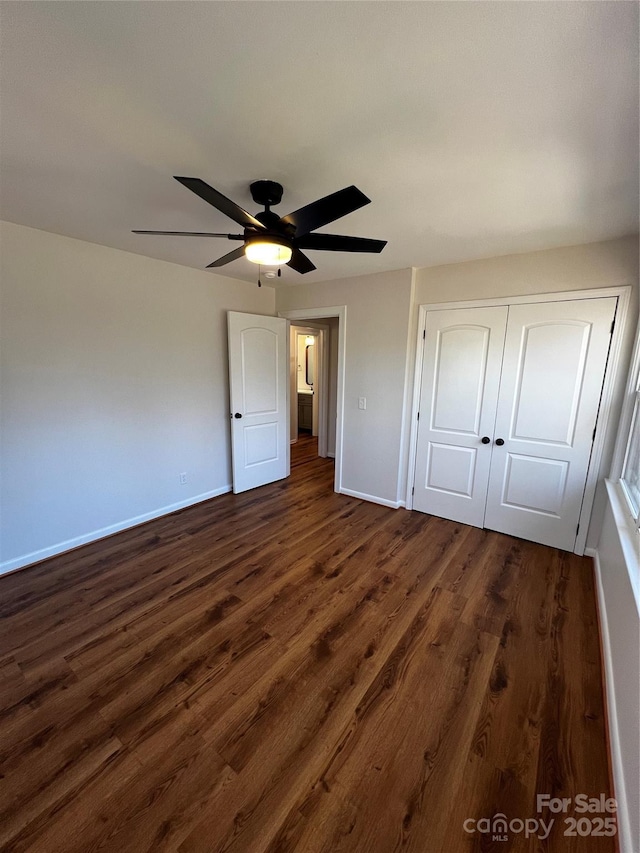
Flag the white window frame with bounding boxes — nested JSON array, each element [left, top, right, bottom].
[[608, 316, 640, 602], [620, 386, 640, 525]]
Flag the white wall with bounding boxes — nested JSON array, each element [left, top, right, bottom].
[[326, 317, 339, 457], [277, 239, 638, 512], [3, 228, 635, 572], [277, 269, 414, 506], [414, 235, 638, 303], [415, 236, 639, 546], [593, 488, 640, 853], [0, 221, 275, 573]]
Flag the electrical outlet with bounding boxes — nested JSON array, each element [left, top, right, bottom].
[[179, 472, 187, 485], [358, 397, 367, 410]]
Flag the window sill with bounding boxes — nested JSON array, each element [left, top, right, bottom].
[[605, 479, 640, 617]]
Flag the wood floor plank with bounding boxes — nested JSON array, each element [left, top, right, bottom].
[[533, 550, 617, 852], [0, 657, 80, 747], [0, 458, 336, 654], [178, 587, 461, 853], [274, 617, 498, 853], [0, 727, 124, 849], [0, 440, 615, 852], [23, 734, 233, 853], [440, 538, 560, 851], [8, 492, 352, 670]]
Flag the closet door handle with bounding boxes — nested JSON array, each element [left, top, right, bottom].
[[481, 436, 491, 444], [234, 412, 243, 419], [495, 438, 504, 446]]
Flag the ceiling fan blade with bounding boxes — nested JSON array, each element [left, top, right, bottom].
[[174, 177, 265, 230], [287, 248, 316, 274], [132, 230, 243, 238], [206, 246, 247, 268], [295, 233, 387, 253], [282, 186, 370, 238]]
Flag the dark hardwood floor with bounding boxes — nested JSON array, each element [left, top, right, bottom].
[[0, 443, 615, 852], [291, 433, 319, 467]]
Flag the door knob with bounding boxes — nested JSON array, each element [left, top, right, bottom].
[[234, 412, 243, 419], [481, 436, 491, 444], [495, 438, 504, 446]]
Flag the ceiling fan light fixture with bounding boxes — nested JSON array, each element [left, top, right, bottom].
[[245, 236, 292, 266]]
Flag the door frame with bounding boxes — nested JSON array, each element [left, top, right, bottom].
[[290, 325, 329, 455], [405, 285, 632, 554], [279, 306, 347, 495]]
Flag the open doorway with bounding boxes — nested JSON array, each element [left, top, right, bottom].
[[290, 326, 323, 444], [280, 307, 346, 494]]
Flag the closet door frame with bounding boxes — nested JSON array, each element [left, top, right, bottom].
[[405, 285, 632, 555]]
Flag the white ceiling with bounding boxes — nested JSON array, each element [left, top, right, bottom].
[[1, 1, 638, 285]]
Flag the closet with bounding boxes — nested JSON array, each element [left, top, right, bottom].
[[412, 296, 617, 551]]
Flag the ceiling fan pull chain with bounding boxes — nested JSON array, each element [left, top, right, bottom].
[[277, 268, 282, 278], [257, 264, 262, 288]]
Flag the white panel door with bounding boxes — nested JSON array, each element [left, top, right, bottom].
[[228, 312, 289, 494], [484, 297, 617, 550], [413, 306, 508, 526]]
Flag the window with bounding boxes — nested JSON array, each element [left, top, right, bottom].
[[612, 319, 640, 553], [620, 387, 640, 524]]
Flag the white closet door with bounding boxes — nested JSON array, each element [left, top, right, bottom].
[[413, 306, 508, 526], [484, 297, 617, 550]]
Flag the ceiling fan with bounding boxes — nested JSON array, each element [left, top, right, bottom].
[[133, 177, 387, 275]]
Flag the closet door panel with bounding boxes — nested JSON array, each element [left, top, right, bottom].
[[413, 306, 507, 527], [484, 297, 617, 550]]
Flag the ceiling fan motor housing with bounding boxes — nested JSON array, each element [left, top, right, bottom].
[[250, 180, 284, 208]]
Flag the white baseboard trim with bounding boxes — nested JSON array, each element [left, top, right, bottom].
[[0, 485, 232, 577], [591, 547, 634, 853], [339, 487, 404, 510], [327, 452, 335, 459]]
